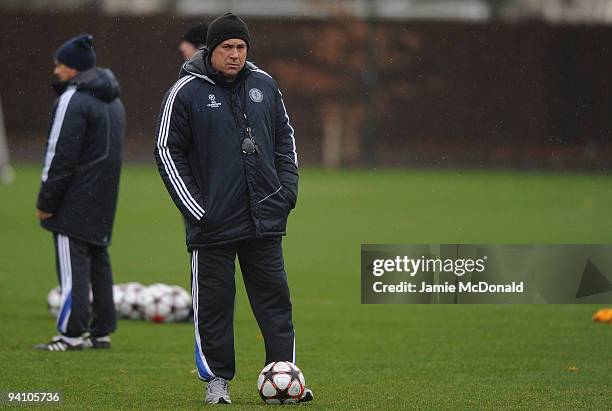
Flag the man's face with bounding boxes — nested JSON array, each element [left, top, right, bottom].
[[179, 40, 199, 61], [53, 62, 77, 82], [210, 39, 247, 80]]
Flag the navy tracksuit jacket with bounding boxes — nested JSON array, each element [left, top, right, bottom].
[[37, 67, 125, 338], [154, 50, 298, 250]]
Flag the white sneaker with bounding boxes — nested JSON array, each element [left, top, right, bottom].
[[205, 377, 231, 404]]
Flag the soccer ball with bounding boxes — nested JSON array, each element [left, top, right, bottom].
[[47, 286, 94, 318], [257, 361, 305, 404], [112, 284, 125, 313], [47, 286, 61, 317], [169, 285, 192, 322], [138, 284, 174, 323], [118, 282, 145, 320], [138, 284, 191, 323]]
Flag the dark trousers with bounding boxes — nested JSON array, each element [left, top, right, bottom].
[[191, 236, 295, 381], [53, 233, 117, 338]]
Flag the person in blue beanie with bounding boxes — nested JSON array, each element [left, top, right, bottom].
[[35, 34, 126, 352]]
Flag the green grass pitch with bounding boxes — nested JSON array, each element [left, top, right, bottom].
[[0, 165, 611, 409]]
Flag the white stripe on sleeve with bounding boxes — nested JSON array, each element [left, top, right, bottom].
[[278, 89, 298, 167], [41, 87, 77, 182], [156, 75, 206, 220]]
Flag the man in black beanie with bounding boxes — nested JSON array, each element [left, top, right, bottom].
[[205, 12, 251, 81], [35, 34, 125, 352], [154, 13, 313, 404], [179, 22, 208, 60]]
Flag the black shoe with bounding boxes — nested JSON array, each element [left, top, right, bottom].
[[298, 388, 314, 403], [83, 335, 111, 349], [34, 336, 83, 352]]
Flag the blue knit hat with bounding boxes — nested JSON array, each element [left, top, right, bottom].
[[55, 34, 96, 71]]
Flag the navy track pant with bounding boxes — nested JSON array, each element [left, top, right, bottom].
[[191, 236, 295, 381], [53, 233, 116, 338]]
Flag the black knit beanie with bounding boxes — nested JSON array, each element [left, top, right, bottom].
[[182, 23, 208, 48], [206, 13, 250, 52], [55, 34, 96, 71]]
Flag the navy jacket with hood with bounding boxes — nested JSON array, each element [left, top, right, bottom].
[[37, 67, 125, 246], [154, 50, 298, 250]]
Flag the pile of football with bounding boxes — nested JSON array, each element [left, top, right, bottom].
[[47, 282, 192, 323]]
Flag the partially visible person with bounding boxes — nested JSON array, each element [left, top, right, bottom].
[[35, 34, 125, 351], [180, 23, 208, 60], [0, 94, 14, 184]]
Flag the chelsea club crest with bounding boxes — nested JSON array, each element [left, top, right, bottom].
[[249, 88, 264, 103]]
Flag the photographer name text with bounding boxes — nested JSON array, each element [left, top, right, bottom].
[[372, 281, 524, 293]]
